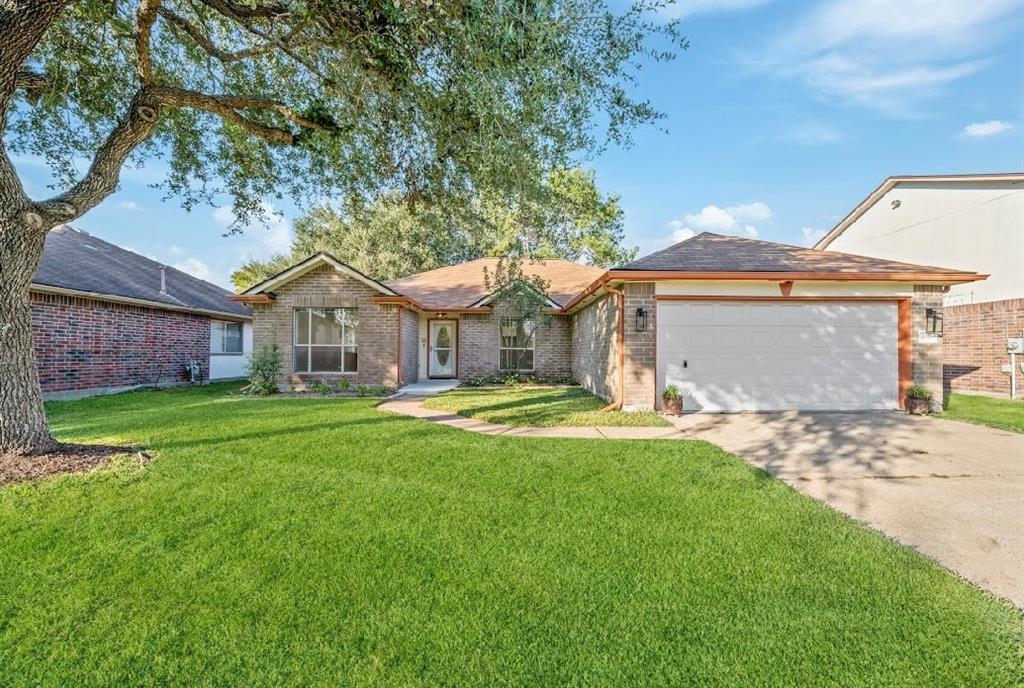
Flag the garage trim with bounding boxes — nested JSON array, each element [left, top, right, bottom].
[[653, 295, 912, 410]]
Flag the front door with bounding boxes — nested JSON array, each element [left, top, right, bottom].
[[428, 320, 457, 378]]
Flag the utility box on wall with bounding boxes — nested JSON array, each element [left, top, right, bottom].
[[1008, 337, 1024, 355]]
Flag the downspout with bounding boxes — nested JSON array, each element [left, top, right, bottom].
[[601, 286, 625, 411]]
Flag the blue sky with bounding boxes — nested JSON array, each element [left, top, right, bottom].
[[13, 0, 1024, 288]]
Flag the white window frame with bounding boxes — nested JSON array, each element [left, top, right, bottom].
[[210, 320, 243, 355], [499, 317, 536, 372], [293, 307, 358, 373]]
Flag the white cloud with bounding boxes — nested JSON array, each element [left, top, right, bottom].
[[214, 201, 293, 260], [666, 220, 695, 243], [166, 245, 186, 257], [117, 200, 142, 211], [659, 0, 768, 21], [173, 257, 212, 282], [801, 227, 827, 246], [664, 201, 772, 246], [748, 0, 1020, 115], [961, 120, 1013, 138]]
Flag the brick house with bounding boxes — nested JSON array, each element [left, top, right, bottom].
[[815, 173, 1024, 399], [236, 232, 983, 412], [30, 226, 252, 399]]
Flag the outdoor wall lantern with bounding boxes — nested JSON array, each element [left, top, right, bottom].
[[925, 307, 943, 336], [635, 306, 648, 332]]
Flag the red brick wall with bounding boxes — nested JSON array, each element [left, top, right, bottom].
[[30, 291, 210, 395], [943, 298, 1024, 398]]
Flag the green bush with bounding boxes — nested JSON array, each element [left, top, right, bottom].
[[906, 384, 933, 400], [335, 378, 350, 391], [246, 345, 281, 395], [308, 380, 332, 394]]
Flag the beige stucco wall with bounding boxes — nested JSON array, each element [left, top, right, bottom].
[[823, 181, 1023, 305]]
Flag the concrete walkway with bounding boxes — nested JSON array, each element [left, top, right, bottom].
[[379, 394, 688, 439], [380, 394, 1024, 606]]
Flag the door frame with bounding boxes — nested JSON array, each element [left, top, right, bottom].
[[427, 318, 459, 379], [652, 295, 911, 410]]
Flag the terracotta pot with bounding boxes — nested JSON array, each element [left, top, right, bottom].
[[905, 397, 931, 415], [662, 396, 683, 415]]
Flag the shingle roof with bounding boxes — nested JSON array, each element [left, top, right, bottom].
[[32, 226, 251, 318], [386, 257, 605, 308], [618, 232, 972, 274]]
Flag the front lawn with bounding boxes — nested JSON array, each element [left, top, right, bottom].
[[0, 384, 1019, 686], [422, 385, 672, 427], [941, 393, 1024, 433]]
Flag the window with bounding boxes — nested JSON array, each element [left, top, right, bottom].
[[293, 308, 358, 373], [499, 318, 535, 371], [211, 321, 243, 354]]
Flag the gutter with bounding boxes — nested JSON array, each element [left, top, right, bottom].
[[30, 284, 251, 321]]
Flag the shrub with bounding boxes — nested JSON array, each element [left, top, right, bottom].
[[662, 384, 682, 401], [906, 384, 933, 400], [355, 385, 390, 397], [246, 345, 281, 395], [308, 380, 332, 394], [503, 372, 521, 387], [335, 378, 350, 391]]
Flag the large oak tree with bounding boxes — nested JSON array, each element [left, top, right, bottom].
[[0, 0, 683, 455]]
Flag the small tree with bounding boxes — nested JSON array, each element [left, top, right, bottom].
[[245, 345, 281, 395]]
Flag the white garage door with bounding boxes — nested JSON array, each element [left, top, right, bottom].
[[657, 300, 899, 412]]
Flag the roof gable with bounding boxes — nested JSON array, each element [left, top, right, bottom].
[[618, 232, 974, 275], [241, 253, 397, 297], [815, 172, 1024, 249], [32, 226, 251, 318]]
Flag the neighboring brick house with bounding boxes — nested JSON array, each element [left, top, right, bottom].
[[30, 226, 252, 399], [815, 173, 1024, 399], [236, 232, 983, 412]]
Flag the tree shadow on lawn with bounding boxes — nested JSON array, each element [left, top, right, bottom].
[[435, 388, 597, 418], [150, 416, 403, 452]]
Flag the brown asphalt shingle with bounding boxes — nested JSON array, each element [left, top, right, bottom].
[[386, 258, 605, 308], [619, 232, 974, 274]]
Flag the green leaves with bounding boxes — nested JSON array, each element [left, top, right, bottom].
[[8, 0, 685, 225]]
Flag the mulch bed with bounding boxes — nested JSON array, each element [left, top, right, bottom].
[[0, 443, 133, 487]]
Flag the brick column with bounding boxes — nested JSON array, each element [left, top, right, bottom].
[[912, 285, 945, 407], [622, 282, 656, 410]]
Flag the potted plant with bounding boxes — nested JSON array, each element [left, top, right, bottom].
[[662, 385, 683, 415], [905, 384, 933, 415]]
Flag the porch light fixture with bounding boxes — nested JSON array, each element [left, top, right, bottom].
[[926, 307, 943, 336], [635, 306, 648, 332]]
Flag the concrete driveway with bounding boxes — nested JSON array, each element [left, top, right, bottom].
[[670, 411, 1024, 607]]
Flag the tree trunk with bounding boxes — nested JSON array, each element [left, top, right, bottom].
[[0, 216, 56, 455]]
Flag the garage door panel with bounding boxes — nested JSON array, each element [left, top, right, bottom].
[[657, 300, 899, 412]]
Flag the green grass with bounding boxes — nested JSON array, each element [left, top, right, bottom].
[[0, 384, 1020, 686], [940, 393, 1024, 433], [422, 386, 672, 427]]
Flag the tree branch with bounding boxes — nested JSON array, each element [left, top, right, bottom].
[[195, 0, 290, 20], [135, 0, 161, 83], [149, 85, 339, 142], [14, 70, 47, 104], [157, 7, 270, 62], [37, 90, 162, 223]]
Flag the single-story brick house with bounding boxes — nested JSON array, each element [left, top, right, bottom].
[[30, 226, 252, 399], [234, 232, 985, 411]]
